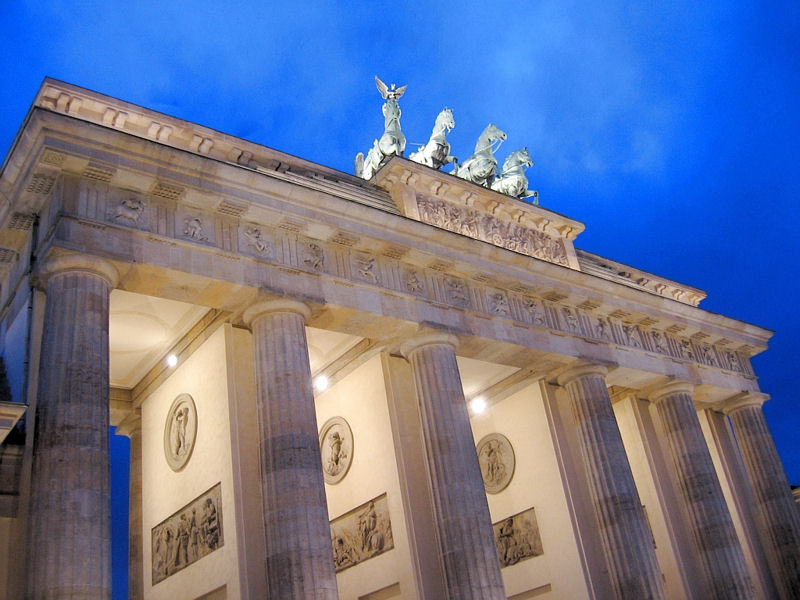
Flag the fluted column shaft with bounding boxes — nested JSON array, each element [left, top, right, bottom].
[[557, 364, 666, 599], [244, 300, 337, 600], [725, 394, 800, 599], [401, 333, 505, 600], [26, 255, 118, 600], [651, 383, 754, 599]]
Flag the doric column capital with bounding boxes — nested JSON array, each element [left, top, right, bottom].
[[243, 299, 311, 328], [400, 331, 459, 359], [648, 380, 694, 404], [721, 392, 769, 415], [36, 253, 119, 289], [556, 362, 608, 387], [116, 409, 142, 438]]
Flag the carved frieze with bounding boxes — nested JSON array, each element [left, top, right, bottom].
[[57, 178, 753, 378], [151, 483, 223, 584], [240, 225, 273, 257], [416, 195, 568, 267], [331, 493, 394, 572], [445, 276, 471, 308], [302, 240, 325, 273], [351, 253, 379, 284], [108, 193, 148, 229], [488, 291, 510, 317], [181, 216, 209, 242], [401, 266, 426, 296], [494, 507, 544, 567]]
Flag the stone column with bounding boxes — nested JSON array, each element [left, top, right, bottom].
[[243, 300, 337, 600], [26, 254, 118, 600], [556, 364, 666, 599], [650, 382, 755, 599], [400, 333, 505, 600], [724, 393, 800, 599], [117, 411, 143, 600]]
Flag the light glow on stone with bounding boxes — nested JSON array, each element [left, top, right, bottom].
[[166, 354, 178, 368], [470, 396, 487, 414], [314, 375, 329, 392]]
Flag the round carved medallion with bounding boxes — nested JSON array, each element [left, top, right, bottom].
[[476, 432, 515, 494], [319, 416, 353, 485], [163, 393, 198, 472]]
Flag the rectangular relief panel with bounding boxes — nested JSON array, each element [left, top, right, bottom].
[[494, 506, 544, 568], [151, 483, 224, 584], [331, 492, 394, 572]]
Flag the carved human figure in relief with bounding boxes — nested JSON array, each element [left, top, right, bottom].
[[183, 217, 207, 240], [452, 123, 507, 187], [562, 307, 580, 332], [355, 77, 407, 180], [325, 431, 346, 476], [482, 439, 506, 487], [358, 501, 379, 552], [623, 324, 641, 348], [188, 509, 200, 562], [354, 256, 377, 282], [174, 514, 190, 568], [491, 148, 538, 201], [405, 269, 424, 294], [727, 351, 742, 372], [651, 330, 667, 353], [244, 226, 269, 254], [490, 293, 509, 316], [201, 498, 220, 550], [498, 518, 518, 566], [525, 298, 545, 325], [700, 344, 718, 366], [409, 107, 458, 170], [595, 317, 610, 340], [173, 406, 189, 456], [446, 278, 469, 305], [303, 242, 325, 271]]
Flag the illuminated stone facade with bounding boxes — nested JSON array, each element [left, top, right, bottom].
[[0, 80, 798, 599]]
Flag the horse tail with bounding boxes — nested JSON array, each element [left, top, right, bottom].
[[354, 152, 364, 178]]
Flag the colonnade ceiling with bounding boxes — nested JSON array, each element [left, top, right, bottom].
[[109, 289, 208, 388], [108, 288, 522, 413]]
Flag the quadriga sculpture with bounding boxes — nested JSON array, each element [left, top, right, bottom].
[[355, 77, 407, 180], [451, 123, 507, 187], [491, 148, 538, 201], [409, 107, 457, 170]]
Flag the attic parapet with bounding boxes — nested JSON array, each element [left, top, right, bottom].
[[577, 250, 707, 307], [372, 157, 584, 271]]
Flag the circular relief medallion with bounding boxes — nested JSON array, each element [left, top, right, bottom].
[[476, 432, 515, 494], [319, 416, 353, 485], [163, 393, 198, 472]]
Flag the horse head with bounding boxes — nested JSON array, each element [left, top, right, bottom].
[[435, 107, 455, 133], [503, 147, 533, 171], [484, 123, 507, 144], [476, 123, 507, 154]]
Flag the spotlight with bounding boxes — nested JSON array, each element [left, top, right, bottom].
[[470, 396, 487, 414], [166, 354, 178, 368], [314, 375, 329, 392]]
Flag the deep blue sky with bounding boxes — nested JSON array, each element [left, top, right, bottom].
[[2, 2, 798, 597]]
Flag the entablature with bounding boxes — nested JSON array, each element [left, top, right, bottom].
[[0, 88, 772, 402]]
